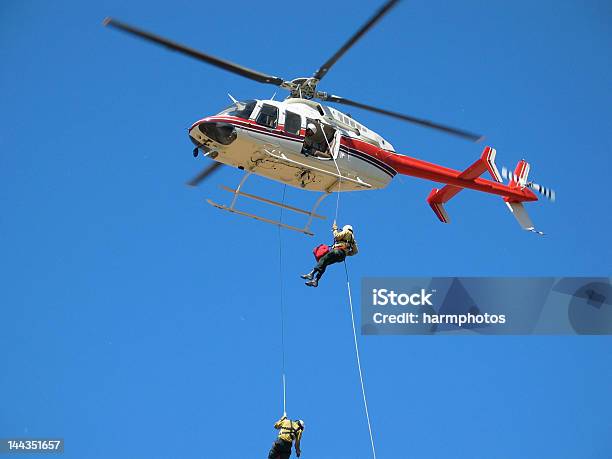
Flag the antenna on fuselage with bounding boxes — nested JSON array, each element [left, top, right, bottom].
[[227, 93, 238, 104]]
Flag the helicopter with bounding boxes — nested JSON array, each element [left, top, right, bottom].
[[103, 0, 555, 236]]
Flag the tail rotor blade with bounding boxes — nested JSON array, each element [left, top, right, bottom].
[[501, 166, 519, 183], [501, 166, 556, 202], [531, 182, 556, 202]]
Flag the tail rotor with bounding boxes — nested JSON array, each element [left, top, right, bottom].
[[500, 166, 556, 203]]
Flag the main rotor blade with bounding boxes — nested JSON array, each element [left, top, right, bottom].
[[321, 93, 484, 142], [312, 0, 400, 81], [103, 17, 286, 86], [186, 162, 223, 187]]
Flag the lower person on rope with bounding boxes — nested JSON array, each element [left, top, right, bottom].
[[268, 413, 304, 459], [301, 221, 358, 287]]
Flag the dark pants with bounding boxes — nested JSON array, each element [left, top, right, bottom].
[[314, 249, 346, 280], [268, 438, 292, 459]]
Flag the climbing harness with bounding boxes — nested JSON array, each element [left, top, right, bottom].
[[279, 418, 303, 441]]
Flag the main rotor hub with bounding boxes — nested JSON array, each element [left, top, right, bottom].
[[287, 77, 320, 99]]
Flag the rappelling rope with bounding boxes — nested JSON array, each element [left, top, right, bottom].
[[344, 261, 377, 459], [334, 179, 341, 223], [320, 127, 376, 458], [320, 128, 342, 221], [277, 185, 288, 414]]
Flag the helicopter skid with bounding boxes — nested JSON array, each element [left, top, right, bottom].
[[206, 172, 329, 236]]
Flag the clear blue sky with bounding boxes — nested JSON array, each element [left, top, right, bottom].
[[1, 0, 611, 458]]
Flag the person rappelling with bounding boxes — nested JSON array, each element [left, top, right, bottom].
[[268, 413, 304, 459], [301, 222, 358, 287]]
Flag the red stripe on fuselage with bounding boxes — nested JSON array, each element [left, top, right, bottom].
[[201, 116, 305, 141], [195, 116, 396, 173]]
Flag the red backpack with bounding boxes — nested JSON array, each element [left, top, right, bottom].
[[313, 244, 330, 261]]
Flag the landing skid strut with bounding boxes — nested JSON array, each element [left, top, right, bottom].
[[206, 172, 329, 236]]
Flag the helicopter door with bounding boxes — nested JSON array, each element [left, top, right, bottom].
[[318, 123, 338, 160], [249, 103, 282, 148], [302, 119, 338, 160], [255, 103, 279, 129], [284, 110, 302, 136], [330, 129, 341, 160]]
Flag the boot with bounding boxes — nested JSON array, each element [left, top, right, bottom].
[[301, 270, 315, 280], [305, 279, 319, 287]]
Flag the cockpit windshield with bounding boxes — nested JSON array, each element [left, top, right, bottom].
[[217, 99, 257, 119]]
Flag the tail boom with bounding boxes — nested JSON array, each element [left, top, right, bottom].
[[384, 147, 537, 202], [382, 146, 539, 228]]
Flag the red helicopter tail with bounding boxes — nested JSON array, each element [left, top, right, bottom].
[[501, 159, 549, 234], [426, 146, 504, 223], [424, 148, 544, 233]]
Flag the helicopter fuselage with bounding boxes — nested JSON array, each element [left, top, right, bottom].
[[188, 98, 397, 193]]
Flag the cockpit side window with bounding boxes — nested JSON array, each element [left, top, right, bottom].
[[256, 104, 279, 129], [284, 111, 301, 135], [217, 100, 257, 119]]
